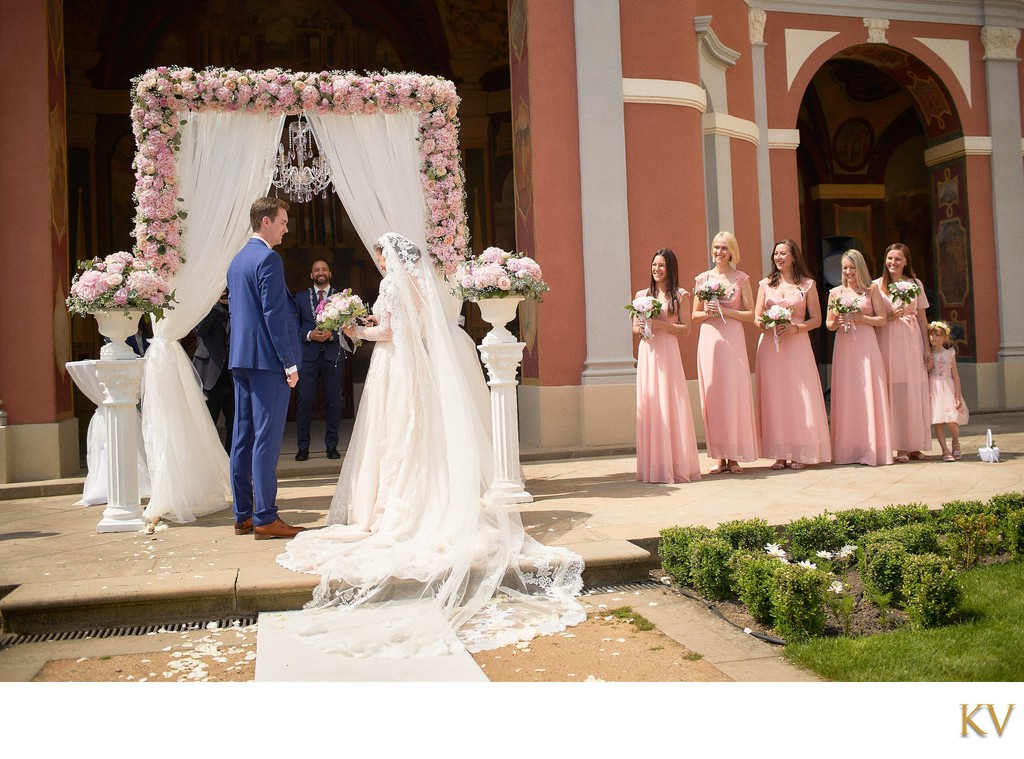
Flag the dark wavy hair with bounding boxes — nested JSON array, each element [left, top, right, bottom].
[[880, 243, 918, 290], [647, 248, 680, 315], [767, 238, 812, 288]]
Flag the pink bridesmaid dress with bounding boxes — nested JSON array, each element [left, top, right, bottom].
[[635, 288, 701, 483], [875, 278, 932, 453], [828, 286, 893, 465], [694, 270, 758, 462], [754, 279, 831, 464]]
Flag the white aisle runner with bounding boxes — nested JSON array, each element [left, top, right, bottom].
[[254, 610, 489, 682]]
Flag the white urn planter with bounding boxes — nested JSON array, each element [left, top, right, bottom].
[[93, 309, 144, 360], [474, 295, 532, 504]]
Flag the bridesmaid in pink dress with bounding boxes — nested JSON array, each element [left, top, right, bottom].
[[754, 239, 831, 470], [825, 249, 893, 466], [634, 248, 701, 483], [873, 243, 933, 462], [692, 231, 758, 474]]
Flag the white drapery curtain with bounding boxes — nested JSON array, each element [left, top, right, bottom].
[[307, 112, 488, 431], [142, 110, 285, 524]]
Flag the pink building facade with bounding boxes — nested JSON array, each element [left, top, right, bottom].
[[1, 0, 1022, 479]]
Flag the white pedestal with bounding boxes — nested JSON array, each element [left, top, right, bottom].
[[475, 296, 532, 505], [93, 359, 146, 533]]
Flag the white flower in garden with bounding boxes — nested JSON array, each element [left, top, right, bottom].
[[816, 550, 834, 560], [828, 581, 845, 594], [765, 542, 786, 558], [797, 560, 817, 569], [837, 544, 857, 559]]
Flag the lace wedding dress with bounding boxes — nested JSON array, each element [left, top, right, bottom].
[[276, 233, 584, 657]]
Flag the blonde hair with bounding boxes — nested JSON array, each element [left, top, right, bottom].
[[713, 231, 740, 267], [929, 320, 953, 350], [841, 249, 872, 290]]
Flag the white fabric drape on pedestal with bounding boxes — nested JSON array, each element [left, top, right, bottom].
[[66, 359, 151, 506], [142, 110, 285, 524], [307, 111, 489, 432]]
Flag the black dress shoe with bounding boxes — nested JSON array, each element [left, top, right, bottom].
[[326, 447, 341, 460], [295, 449, 309, 461]]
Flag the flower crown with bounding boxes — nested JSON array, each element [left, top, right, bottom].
[[928, 320, 951, 335]]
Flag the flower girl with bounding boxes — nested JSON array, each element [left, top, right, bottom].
[[928, 321, 968, 461]]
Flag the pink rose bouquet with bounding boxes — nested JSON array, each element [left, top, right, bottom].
[[66, 251, 175, 319], [828, 293, 862, 333], [760, 304, 793, 351], [888, 279, 922, 305], [694, 281, 732, 322], [316, 288, 368, 348], [625, 295, 663, 341]]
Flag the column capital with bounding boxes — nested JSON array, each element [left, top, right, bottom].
[[749, 8, 766, 46], [863, 18, 889, 44], [981, 26, 1021, 61]]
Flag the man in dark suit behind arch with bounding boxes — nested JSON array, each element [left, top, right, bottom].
[[192, 288, 233, 450], [293, 256, 349, 461]]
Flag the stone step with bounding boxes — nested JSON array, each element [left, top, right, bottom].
[[0, 540, 654, 635]]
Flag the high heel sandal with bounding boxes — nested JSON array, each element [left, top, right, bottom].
[[709, 460, 727, 474], [952, 446, 962, 460]]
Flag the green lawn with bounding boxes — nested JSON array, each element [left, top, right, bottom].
[[784, 560, 1024, 681]]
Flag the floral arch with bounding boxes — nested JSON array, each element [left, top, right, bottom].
[[130, 67, 471, 525]]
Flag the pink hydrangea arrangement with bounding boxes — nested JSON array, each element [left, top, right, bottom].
[[66, 251, 176, 318], [452, 247, 550, 301], [129, 67, 470, 277]]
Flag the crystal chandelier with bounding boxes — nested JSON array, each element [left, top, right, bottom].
[[270, 113, 334, 203]]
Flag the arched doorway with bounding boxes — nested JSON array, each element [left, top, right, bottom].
[[795, 45, 973, 370]]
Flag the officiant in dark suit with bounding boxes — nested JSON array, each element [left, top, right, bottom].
[[294, 257, 349, 461], [192, 288, 233, 450]]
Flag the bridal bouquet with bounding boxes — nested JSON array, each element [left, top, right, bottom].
[[694, 281, 732, 322], [625, 295, 662, 341], [888, 279, 922, 305], [828, 293, 862, 333], [452, 247, 550, 301], [760, 304, 792, 351], [66, 251, 175, 319], [316, 288, 368, 348]]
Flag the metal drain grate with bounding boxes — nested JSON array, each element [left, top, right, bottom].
[[584, 579, 663, 594], [0, 616, 258, 650]]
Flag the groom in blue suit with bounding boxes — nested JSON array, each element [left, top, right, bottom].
[[226, 197, 306, 540]]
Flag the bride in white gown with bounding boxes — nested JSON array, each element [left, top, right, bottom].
[[276, 232, 584, 657]]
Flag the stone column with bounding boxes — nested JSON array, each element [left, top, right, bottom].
[[94, 360, 146, 533], [574, 0, 636, 386], [982, 26, 1024, 367], [749, 8, 775, 274]]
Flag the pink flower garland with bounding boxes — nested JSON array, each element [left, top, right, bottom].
[[130, 67, 471, 276]]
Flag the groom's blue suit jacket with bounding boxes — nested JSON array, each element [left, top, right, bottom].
[[226, 237, 301, 372]]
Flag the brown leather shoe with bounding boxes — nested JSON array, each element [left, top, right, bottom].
[[254, 518, 307, 540], [234, 518, 253, 535]]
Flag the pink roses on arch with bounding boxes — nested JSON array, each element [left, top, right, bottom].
[[129, 66, 470, 279]]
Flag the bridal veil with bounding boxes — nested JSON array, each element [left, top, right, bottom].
[[276, 233, 584, 657]]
